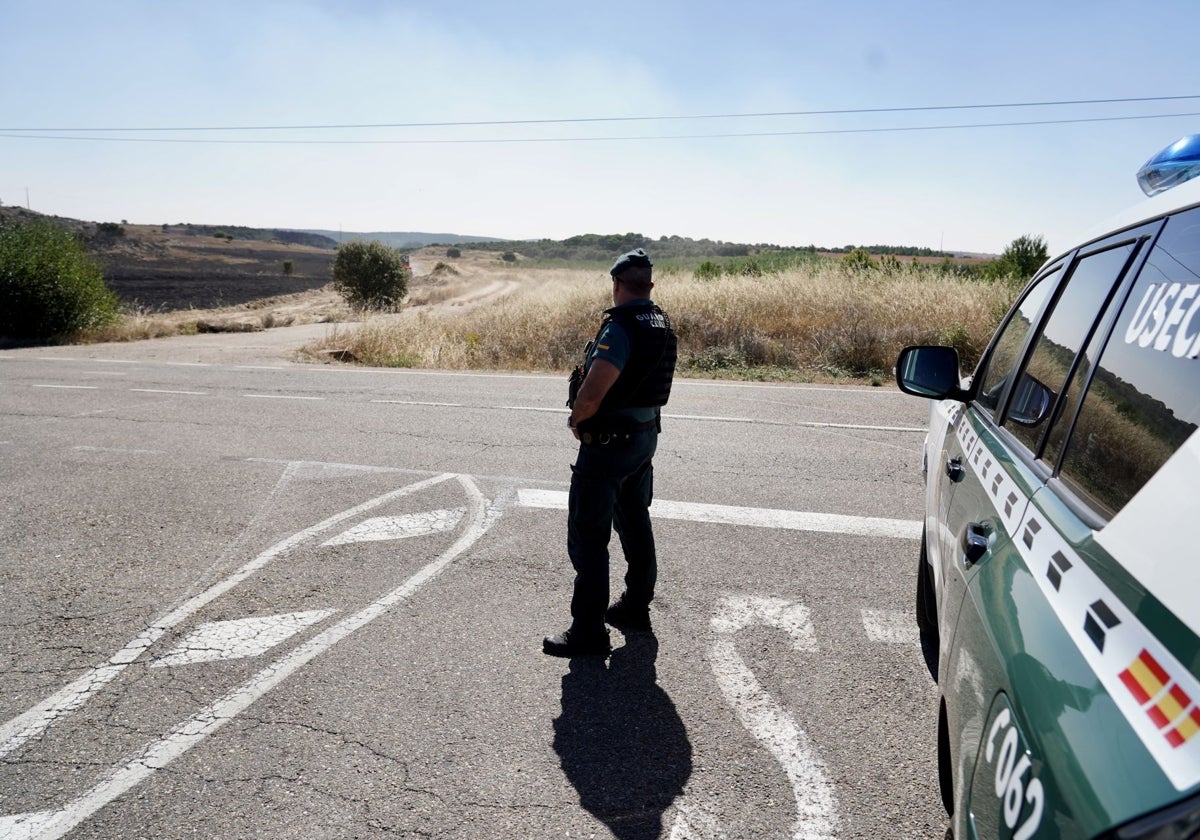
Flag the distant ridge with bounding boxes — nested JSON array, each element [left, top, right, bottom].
[[296, 229, 510, 249]]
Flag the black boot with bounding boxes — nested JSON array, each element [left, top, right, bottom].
[[605, 594, 652, 632], [542, 627, 611, 658]]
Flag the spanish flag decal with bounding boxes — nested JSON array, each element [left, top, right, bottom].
[[1121, 650, 1200, 747]]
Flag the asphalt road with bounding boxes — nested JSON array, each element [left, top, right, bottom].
[[0, 332, 944, 839]]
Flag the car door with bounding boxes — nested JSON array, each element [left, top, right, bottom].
[[930, 264, 1060, 675], [942, 227, 1162, 839]]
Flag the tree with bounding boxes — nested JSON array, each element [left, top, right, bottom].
[[331, 239, 410, 310], [0, 219, 120, 339], [987, 234, 1049, 282]]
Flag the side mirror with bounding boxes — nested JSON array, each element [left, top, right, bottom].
[[1008, 372, 1056, 427], [895, 345, 968, 400]]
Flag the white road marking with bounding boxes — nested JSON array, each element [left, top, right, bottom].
[[0, 472, 456, 759], [241, 393, 324, 401], [667, 802, 728, 839], [150, 610, 336, 667], [9, 474, 492, 840], [31, 384, 98, 390], [371, 399, 463, 407], [516, 488, 921, 540], [129, 388, 207, 396], [708, 594, 839, 839], [0, 811, 56, 840], [710, 594, 818, 651], [860, 609, 919, 644], [666, 412, 923, 432], [322, 509, 465, 546], [33, 357, 138, 364], [72, 446, 165, 455]]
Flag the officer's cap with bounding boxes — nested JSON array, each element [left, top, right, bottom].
[[609, 248, 653, 277]]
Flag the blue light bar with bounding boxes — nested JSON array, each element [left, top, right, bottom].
[[1137, 134, 1200, 196]]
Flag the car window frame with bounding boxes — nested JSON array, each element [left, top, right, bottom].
[[1007, 228, 1157, 461], [969, 260, 1067, 424], [964, 223, 1166, 509], [1044, 217, 1191, 526]]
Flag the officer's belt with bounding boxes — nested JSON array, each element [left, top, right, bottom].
[[578, 418, 658, 446]]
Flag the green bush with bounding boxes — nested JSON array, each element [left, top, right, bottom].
[[446, 247, 462, 258], [694, 260, 722, 280], [332, 239, 410, 310], [841, 248, 876, 271], [0, 220, 120, 339]]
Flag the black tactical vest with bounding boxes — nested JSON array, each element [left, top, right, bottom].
[[595, 303, 678, 413]]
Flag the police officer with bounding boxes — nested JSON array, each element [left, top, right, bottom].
[[543, 248, 678, 658]]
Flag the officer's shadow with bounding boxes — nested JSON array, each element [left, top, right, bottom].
[[552, 634, 692, 840]]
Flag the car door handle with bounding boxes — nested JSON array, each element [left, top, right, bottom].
[[960, 522, 989, 567], [946, 456, 965, 482]]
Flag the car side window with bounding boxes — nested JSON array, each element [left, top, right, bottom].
[[1005, 244, 1136, 455], [1059, 208, 1200, 518], [975, 267, 1060, 416]]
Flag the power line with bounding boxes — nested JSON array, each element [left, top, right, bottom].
[[2, 110, 1199, 146], [0, 94, 1197, 133]]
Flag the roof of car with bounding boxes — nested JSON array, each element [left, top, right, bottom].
[[1061, 174, 1200, 260]]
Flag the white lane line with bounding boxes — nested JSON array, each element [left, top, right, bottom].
[[322, 510, 465, 546], [33, 358, 139, 364], [0, 472, 456, 759], [381, 402, 923, 433], [861, 609, 919, 645], [19, 474, 492, 840], [710, 595, 838, 839], [666, 412, 922, 432], [150, 610, 336, 668], [73, 446, 165, 456], [516, 489, 921, 540], [234, 365, 286, 371], [31, 384, 98, 390], [241, 394, 324, 401], [129, 389, 208, 396], [371, 399, 463, 407], [495, 405, 564, 413]]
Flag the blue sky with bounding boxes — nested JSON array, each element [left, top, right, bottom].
[[2, 0, 1197, 255]]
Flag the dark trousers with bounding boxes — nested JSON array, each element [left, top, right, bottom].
[[567, 429, 658, 634]]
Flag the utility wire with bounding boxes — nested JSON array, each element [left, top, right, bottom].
[[0, 94, 1197, 133], [2, 110, 1199, 145]]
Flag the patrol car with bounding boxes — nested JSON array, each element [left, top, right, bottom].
[[895, 135, 1200, 839]]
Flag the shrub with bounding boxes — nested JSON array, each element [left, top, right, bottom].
[[694, 260, 722, 280], [501, 251, 517, 262], [331, 239, 410, 310], [841, 248, 875, 271], [0, 219, 120, 339], [985, 234, 1049, 283], [446, 247, 462, 258], [282, 259, 294, 276]]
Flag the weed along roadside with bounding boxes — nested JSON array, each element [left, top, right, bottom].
[[299, 258, 1019, 385]]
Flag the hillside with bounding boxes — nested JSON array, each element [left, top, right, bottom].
[[0, 207, 992, 312]]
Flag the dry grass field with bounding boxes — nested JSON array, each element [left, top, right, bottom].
[[301, 257, 1016, 384], [2, 206, 1015, 383]]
